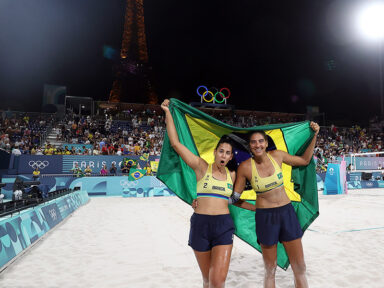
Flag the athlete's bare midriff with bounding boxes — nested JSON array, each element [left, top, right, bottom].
[[195, 197, 230, 215], [255, 185, 291, 208]]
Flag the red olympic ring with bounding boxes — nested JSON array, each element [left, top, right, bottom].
[[220, 87, 231, 99]]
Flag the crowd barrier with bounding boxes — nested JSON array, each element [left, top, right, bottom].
[[1, 172, 381, 202], [2, 154, 382, 202], [316, 171, 384, 190], [19, 155, 384, 173], [1, 171, 381, 201], [346, 171, 384, 188], [0, 190, 89, 270], [347, 171, 383, 181], [9, 155, 160, 175], [0, 175, 173, 200]]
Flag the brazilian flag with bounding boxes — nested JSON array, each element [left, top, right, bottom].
[[140, 153, 149, 162], [157, 98, 319, 269], [122, 157, 137, 169], [128, 169, 146, 181]]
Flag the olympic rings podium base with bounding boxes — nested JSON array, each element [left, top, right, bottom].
[[190, 102, 235, 110]]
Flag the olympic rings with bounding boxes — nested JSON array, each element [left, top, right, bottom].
[[28, 160, 49, 169], [197, 86, 231, 103]]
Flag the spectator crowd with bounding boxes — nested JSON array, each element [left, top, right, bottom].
[[2, 106, 384, 175], [314, 124, 384, 172]]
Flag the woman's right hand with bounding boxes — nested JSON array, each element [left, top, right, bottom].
[[161, 99, 170, 113]]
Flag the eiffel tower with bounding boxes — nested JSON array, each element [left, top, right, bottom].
[[109, 0, 157, 104]]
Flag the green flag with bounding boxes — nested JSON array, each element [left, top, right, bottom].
[[157, 98, 319, 270]]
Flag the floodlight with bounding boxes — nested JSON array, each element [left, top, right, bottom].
[[355, 2, 384, 41]]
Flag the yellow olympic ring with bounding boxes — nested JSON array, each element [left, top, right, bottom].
[[203, 90, 214, 102]]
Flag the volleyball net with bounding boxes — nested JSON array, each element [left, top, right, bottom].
[[348, 151, 384, 172]]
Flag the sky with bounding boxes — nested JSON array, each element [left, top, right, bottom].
[[0, 0, 382, 124]]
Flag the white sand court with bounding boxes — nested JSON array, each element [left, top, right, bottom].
[[1, 189, 383, 288]]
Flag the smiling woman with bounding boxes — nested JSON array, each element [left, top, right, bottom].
[[232, 122, 320, 288]]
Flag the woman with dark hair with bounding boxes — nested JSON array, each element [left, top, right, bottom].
[[231, 124, 319, 288], [161, 99, 236, 288]]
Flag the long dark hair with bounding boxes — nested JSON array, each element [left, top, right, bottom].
[[215, 135, 234, 150]]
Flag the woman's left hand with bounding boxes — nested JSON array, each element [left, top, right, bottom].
[[310, 121, 320, 135]]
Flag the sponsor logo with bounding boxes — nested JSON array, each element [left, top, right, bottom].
[[59, 204, 69, 214], [28, 160, 49, 169], [48, 208, 57, 221], [120, 179, 138, 188], [212, 185, 225, 191], [265, 181, 277, 188], [329, 168, 334, 176]]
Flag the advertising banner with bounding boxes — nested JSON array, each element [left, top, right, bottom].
[[1, 175, 172, 200], [14, 155, 63, 174], [41, 203, 63, 228], [361, 181, 378, 189], [12, 155, 160, 175], [0, 190, 89, 270]]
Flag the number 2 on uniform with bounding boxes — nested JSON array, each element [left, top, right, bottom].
[[203, 183, 207, 188]]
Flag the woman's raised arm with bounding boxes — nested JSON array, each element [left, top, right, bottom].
[[161, 99, 207, 178]]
